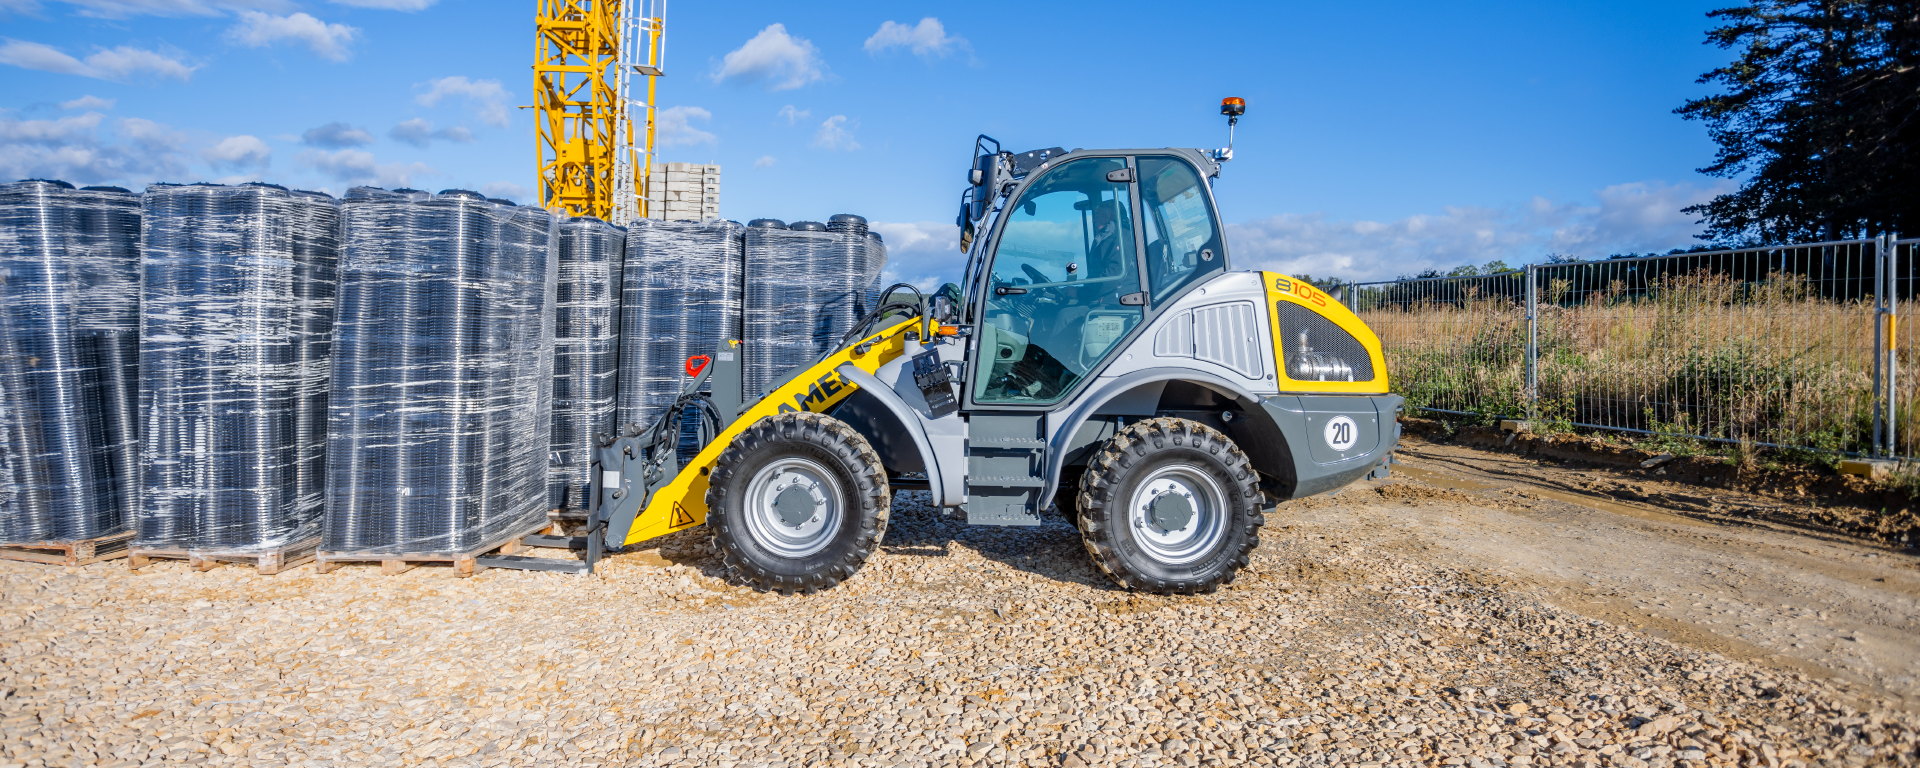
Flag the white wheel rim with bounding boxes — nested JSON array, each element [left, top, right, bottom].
[[1127, 463, 1228, 566], [743, 457, 844, 558]]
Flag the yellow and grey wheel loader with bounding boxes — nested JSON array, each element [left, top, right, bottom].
[[493, 99, 1402, 593]]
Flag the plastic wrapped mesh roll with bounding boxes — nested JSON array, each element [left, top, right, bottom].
[[0, 180, 140, 544], [827, 214, 888, 319], [743, 219, 887, 398], [865, 231, 888, 313], [616, 218, 743, 434], [71, 186, 144, 533], [137, 183, 337, 553], [550, 216, 624, 511], [325, 190, 555, 555], [288, 190, 339, 530]]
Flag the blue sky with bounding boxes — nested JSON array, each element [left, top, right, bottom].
[[0, 0, 1733, 284]]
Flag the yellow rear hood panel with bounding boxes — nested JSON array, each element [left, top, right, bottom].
[[1262, 272, 1391, 395]]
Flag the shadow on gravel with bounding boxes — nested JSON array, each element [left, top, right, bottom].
[[881, 492, 1125, 592]]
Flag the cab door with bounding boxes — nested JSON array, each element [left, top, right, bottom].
[[968, 155, 1145, 407], [962, 155, 1144, 525]]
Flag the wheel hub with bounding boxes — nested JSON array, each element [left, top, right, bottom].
[[743, 459, 844, 558], [773, 485, 819, 526], [1128, 464, 1229, 565], [1148, 491, 1194, 531]]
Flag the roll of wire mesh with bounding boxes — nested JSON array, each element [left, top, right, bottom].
[[827, 213, 887, 322], [743, 216, 887, 398], [326, 189, 555, 555], [138, 183, 337, 553], [550, 216, 624, 511], [616, 218, 744, 443], [0, 180, 140, 544], [72, 186, 143, 538]]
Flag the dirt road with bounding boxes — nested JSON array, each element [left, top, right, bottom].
[[1, 437, 1916, 767], [1379, 438, 1920, 703]]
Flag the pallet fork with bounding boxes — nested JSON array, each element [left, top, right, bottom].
[[478, 343, 743, 576]]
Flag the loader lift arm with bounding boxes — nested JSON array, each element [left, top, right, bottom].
[[482, 284, 934, 576]]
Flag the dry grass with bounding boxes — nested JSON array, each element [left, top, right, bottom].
[[1357, 273, 1920, 461]]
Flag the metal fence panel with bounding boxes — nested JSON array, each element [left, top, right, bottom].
[[1345, 272, 1530, 419], [1349, 238, 1916, 459]]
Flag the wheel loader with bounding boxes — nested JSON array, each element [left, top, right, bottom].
[[491, 99, 1403, 593]]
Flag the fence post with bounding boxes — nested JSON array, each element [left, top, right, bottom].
[[1874, 236, 1891, 458], [1890, 233, 1900, 458], [1525, 264, 1539, 422]]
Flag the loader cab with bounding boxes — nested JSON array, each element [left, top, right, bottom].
[[960, 148, 1228, 409]]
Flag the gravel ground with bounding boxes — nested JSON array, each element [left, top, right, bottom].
[[3, 453, 1918, 768]]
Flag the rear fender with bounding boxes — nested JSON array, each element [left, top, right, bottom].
[[1041, 370, 1291, 502]]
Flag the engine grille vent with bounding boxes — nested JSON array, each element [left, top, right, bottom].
[[1279, 302, 1375, 382]]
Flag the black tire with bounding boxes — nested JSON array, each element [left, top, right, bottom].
[[1077, 417, 1264, 594], [707, 412, 890, 594]]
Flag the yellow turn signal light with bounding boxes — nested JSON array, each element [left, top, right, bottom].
[[936, 325, 961, 337]]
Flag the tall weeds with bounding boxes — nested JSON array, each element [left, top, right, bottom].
[[1360, 272, 1919, 458]]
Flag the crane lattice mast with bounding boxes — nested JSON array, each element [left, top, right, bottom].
[[535, 0, 662, 224]]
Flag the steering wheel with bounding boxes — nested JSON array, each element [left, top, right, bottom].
[[1020, 263, 1054, 286]]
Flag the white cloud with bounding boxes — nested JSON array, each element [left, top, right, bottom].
[[201, 134, 270, 171], [810, 115, 859, 151], [42, 0, 294, 19], [59, 95, 114, 110], [863, 18, 967, 59], [872, 221, 962, 290], [328, 0, 435, 10], [656, 106, 716, 147], [776, 105, 808, 126], [0, 0, 42, 12], [0, 39, 197, 82], [387, 118, 471, 147], [415, 76, 511, 127], [1226, 180, 1731, 282], [0, 112, 192, 185], [116, 116, 188, 153], [225, 11, 357, 61], [481, 181, 529, 202], [753, 155, 775, 169], [712, 23, 825, 91], [302, 121, 374, 148], [298, 148, 431, 187]]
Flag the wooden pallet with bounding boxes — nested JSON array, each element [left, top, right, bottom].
[[0, 530, 135, 567], [315, 519, 556, 577], [127, 536, 320, 576]]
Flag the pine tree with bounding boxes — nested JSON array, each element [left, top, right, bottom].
[[1677, 1, 1918, 244]]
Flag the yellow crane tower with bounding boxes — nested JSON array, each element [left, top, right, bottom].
[[535, 0, 662, 224]]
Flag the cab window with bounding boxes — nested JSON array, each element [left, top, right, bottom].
[[974, 156, 1142, 404], [1138, 156, 1224, 302]]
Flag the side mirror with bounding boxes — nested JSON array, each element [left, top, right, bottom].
[[933, 282, 963, 323]]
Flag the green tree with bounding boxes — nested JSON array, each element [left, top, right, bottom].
[[1677, 1, 1919, 244]]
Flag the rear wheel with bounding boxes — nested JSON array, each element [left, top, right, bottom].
[[1077, 417, 1263, 594], [707, 412, 889, 594]]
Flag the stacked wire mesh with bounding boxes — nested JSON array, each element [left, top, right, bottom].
[[137, 183, 337, 554], [324, 189, 555, 555], [549, 217, 624, 512], [616, 218, 744, 438], [0, 181, 141, 544], [742, 216, 888, 398]]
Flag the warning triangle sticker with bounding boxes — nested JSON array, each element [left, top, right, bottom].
[[669, 503, 695, 528]]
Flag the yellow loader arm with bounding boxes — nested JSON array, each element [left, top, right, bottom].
[[607, 317, 922, 548]]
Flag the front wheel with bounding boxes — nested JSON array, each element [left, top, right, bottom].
[[1077, 418, 1264, 594], [707, 412, 890, 594]]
